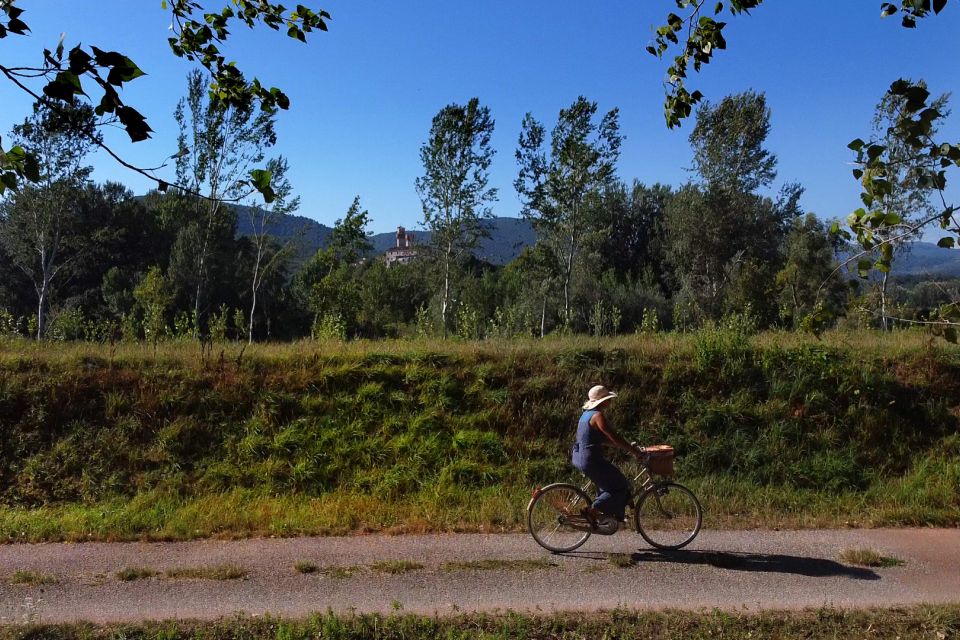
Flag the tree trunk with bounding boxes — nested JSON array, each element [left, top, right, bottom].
[[540, 295, 546, 339], [36, 285, 46, 341], [248, 245, 263, 345], [441, 244, 451, 340], [248, 285, 257, 345], [880, 271, 890, 331], [563, 242, 574, 328]]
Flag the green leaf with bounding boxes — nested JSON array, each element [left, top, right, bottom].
[[42, 71, 85, 101], [847, 138, 865, 151], [938, 237, 956, 249], [857, 259, 872, 278], [22, 151, 40, 182]]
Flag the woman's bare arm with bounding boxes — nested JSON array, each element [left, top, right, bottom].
[[592, 412, 644, 457]]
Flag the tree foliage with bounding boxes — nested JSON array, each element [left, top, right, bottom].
[[0, 0, 329, 199], [515, 96, 621, 327], [416, 98, 498, 339]]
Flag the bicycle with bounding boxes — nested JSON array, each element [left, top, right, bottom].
[[526, 443, 703, 553]]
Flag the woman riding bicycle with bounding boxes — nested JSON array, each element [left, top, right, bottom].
[[573, 385, 645, 527]]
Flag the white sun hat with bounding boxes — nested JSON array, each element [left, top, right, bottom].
[[582, 385, 617, 410]]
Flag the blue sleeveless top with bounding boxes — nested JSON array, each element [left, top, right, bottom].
[[572, 410, 605, 462]]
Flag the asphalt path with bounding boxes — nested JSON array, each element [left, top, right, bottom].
[[1, 529, 958, 624]]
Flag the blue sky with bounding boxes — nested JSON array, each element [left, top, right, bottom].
[[1, 2, 957, 236]]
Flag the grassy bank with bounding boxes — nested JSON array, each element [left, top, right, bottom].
[[0, 330, 958, 541], [1, 606, 958, 639]]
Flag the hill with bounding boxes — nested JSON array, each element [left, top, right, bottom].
[[234, 207, 960, 277], [235, 210, 536, 267]]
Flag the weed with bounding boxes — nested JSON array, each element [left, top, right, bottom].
[[164, 565, 247, 580], [294, 561, 318, 574], [0, 605, 957, 639], [323, 565, 360, 579], [8, 571, 57, 586], [839, 548, 906, 567], [440, 558, 556, 571], [370, 560, 423, 575], [115, 567, 159, 581]]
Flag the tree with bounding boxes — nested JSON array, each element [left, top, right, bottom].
[[0, 1, 330, 201], [293, 200, 374, 339], [689, 91, 776, 194], [776, 214, 849, 329], [594, 181, 673, 293], [328, 196, 373, 268], [649, 1, 960, 337], [133, 266, 175, 345], [865, 81, 950, 330], [172, 69, 278, 336], [0, 101, 98, 339], [665, 92, 792, 324], [416, 98, 498, 339], [244, 156, 300, 343], [515, 96, 621, 328]]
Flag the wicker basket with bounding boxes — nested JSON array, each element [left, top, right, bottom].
[[645, 444, 674, 476]]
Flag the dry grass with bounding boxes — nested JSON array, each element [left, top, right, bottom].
[[7, 570, 57, 586], [369, 560, 423, 575], [323, 565, 360, 579], [164, 565, 247, 580], [440, 558, 556, 572], [115, 567, 160, 581], [0, 605, 957, 639], [608, 553, 636, 568], [293, 561, 318, 574], [839, 548, 906, 567]]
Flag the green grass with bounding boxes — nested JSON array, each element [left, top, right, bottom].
[[164, 565, 247, 580], [294, 560, 318, 574], [839, 548, 906, 567], [323, 565, 360, 579], [115, 567, 159, 581], [7, 570, 57, 585], [440, 558, 556, 571], [0, 606, 958, 639], [0, 330, 958, 541], [369, 560, 423, 575]]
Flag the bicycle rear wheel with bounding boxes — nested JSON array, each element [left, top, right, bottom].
[[634, 482, 702, 550], [527, 483, 593, 553]]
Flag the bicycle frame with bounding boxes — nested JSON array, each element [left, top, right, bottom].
[[577, 462, 660, 532]]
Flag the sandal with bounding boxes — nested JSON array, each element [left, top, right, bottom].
[[579, 507, 599, 530]]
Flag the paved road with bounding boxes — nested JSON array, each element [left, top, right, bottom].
[[1, 529, 958, 623]]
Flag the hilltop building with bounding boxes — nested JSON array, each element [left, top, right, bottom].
[[384, 226, 419, 267]]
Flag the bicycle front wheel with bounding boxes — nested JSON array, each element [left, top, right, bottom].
[[634, 482, 702, 550], [527, 483, 593, 553]]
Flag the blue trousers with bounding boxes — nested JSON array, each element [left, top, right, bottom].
[[572, 452, 630, 521]]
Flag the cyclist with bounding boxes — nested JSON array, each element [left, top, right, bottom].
[[572, 385, 645, 528]]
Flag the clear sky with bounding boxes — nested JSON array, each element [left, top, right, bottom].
[[1, 2, 958, 236]]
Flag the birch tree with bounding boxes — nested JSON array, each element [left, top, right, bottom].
[[416, 98, 497, 339], [0, 101, 97, 339], [244, 156, 299, 343]]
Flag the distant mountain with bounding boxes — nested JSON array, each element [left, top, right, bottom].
[[889, 242, 960, 277], [235, 211, 537, 267], [234, 208, 960, 278]]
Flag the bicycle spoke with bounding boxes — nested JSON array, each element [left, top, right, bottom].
[[635, 482, 702, 550], [528, 484, 593, 553]]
